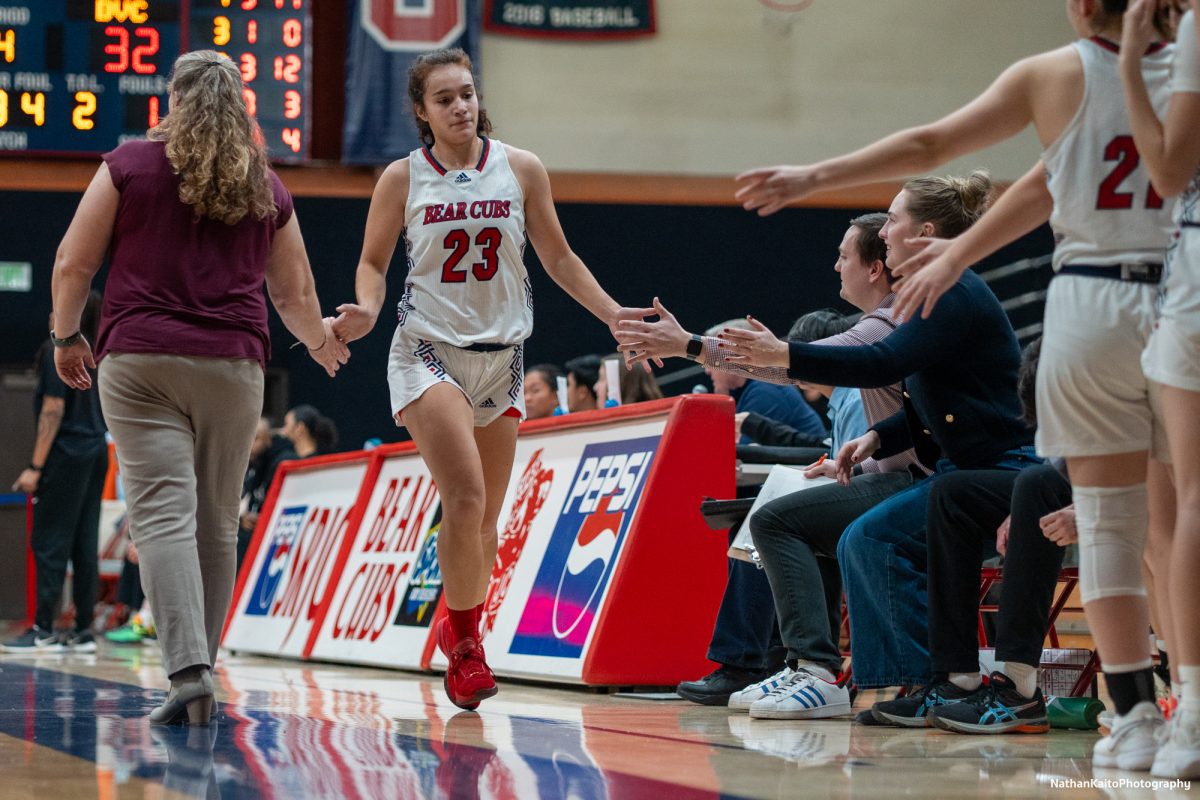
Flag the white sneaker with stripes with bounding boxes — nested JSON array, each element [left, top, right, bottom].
[[749, 668, 852, 720], [728, 667, 794, 711]]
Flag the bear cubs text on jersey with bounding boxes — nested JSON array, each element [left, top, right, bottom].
[[422, 200, 512, 225]]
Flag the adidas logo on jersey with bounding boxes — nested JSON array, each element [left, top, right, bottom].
[[454, 172, 472, 184], [479, 398, 497, 408]]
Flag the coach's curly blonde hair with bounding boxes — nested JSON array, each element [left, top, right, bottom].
[[148, 51, 276, 225]]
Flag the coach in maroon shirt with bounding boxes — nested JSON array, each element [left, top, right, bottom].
[[49, 50, 347, 726]]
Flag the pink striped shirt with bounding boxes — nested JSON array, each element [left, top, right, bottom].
[[702, 294, 927, 475]]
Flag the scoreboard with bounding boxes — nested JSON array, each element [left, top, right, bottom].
[[0, 0, 310, 161]]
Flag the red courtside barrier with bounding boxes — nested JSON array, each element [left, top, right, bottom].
[[223, 395, 735, 686]]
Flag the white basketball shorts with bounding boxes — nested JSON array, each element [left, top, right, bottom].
[[386, 324, 525, 428], [1143, 228, 1200, 394], [1036, 274, 1166, 461]]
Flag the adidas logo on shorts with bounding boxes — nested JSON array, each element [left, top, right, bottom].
[[479, 398, 496, 408], [454, 172, 471, 184]]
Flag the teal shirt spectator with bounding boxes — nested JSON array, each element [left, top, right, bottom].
[[827, 385, 868, 454]]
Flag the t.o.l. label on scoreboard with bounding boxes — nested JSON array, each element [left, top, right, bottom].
[[0, 0, 179, 154], [0, 1, 311, 159]]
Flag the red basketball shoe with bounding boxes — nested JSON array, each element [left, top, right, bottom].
[[437, 617, 498, 710]]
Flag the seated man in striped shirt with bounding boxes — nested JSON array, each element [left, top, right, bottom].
[[641, 214, 930, 712]]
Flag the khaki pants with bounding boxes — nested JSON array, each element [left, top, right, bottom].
[[99, 353, 263, 676]]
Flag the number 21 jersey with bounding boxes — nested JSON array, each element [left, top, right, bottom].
[[1044, 38, 1175, 270], [399, 138, 532, 347]]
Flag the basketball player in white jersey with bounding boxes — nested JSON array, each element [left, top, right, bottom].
[[736, 0, 1177, 770], [1121, 0, 1200, 778], [332, 49, 651, 710]]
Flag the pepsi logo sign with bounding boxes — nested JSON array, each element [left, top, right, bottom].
[[509, 437, 659, 659], [245, 505, 307, 616]]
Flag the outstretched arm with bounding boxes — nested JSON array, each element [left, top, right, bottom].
[[334, 160, 409, 343], [515, 147, 654, 340], [265, 214, 350, 377], [734, 58, 1039, 214], [891, 160, 1053, 321], [1120, 0, 1200, 198]]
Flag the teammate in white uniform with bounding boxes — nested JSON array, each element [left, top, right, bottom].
[[1121, 0, 1200, 779], [734, 0, 1179, 769], [332, 49, 650, 710]]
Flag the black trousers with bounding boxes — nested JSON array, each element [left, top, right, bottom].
[[31, 449, 109, 631], [116, 557, 144, 610], [927, 463, 1073, 673]]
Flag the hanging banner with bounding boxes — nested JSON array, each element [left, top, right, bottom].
[[342, 0, 482, 164], [483, 1, 656, 39]]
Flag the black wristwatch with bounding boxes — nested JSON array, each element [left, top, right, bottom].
[[51, 329, 81, 348], [685, 334, 704, 361]]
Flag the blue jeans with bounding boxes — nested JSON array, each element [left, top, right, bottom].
[[837, 447, 1040, 689]]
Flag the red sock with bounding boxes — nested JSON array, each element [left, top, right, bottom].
[[473, 603, 484, 634], [447, 607, 477, 644]]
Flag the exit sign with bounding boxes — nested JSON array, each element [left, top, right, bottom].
[[0, 262, 32, 292]]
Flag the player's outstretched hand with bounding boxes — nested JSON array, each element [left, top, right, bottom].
[[332, 303, 377, 344], [309, 318, 351, 378], [734, 165, 818, 216], [611, 301, 664, 371], [893, 238, 963, 322], [614, 297, 685, 368], [716, 316, 788, 368]]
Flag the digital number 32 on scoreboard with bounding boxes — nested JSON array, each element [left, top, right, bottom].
[[0, 1, 309, 161]]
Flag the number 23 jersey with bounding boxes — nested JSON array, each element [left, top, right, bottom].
[[398, 138, 533, 347]]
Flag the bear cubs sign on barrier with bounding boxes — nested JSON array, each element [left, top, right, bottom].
[[225, 396, 736, 687]]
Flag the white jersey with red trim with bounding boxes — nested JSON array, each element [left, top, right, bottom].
[[398, 138, 532, 347], [1044, 37, 1175, 270]]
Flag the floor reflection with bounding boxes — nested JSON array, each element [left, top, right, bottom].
[[1, 654, 1183, 799], [0, 662, 722, 799]]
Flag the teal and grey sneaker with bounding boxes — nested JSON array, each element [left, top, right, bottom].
[[929, 672, 1049, 734], [1, 625, 64, 653], [870, 679, 973, 727]]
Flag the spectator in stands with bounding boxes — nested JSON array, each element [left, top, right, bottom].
[[623, 176, 1039, 710], [283, 404, 338, 458], [3, 291, 107, 654], [673, 318, 836, 706], [593, 354, 664, 406], [702, 318, 828, 446], [47, 50, 347, 726], [734, 312, 861, 449], [912, 337, 1077, 733], [668, 214, 922, 706], [523, 363, 563, 420], [238, 416, 297, 568], [563, 354, 602, 412]]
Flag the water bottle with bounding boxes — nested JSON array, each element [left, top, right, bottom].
[[1045, 695, 1105, 730]]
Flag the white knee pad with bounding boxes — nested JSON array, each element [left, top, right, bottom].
[[1073, 484, 1149, 603]]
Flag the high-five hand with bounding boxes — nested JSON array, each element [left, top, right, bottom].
[[715, 317, 789, 368], [614, 297, 688, 367], [892, 237, 962, 321], [733, 165, 818, 216]]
